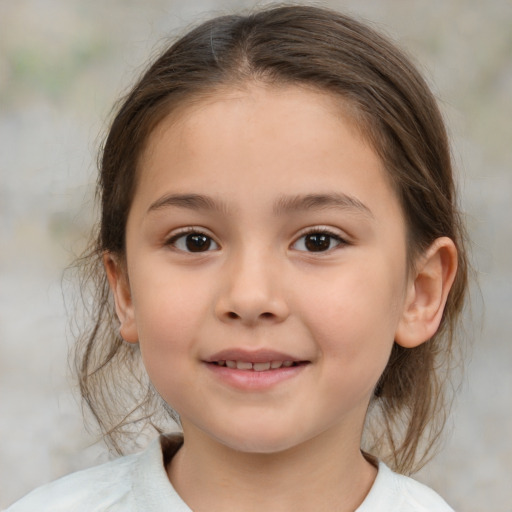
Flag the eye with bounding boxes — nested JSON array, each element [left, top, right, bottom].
[[167, 230, 219, 253], [292, 230, 346, 252]]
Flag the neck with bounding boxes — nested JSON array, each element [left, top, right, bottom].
[[167, 425, 377, 512]]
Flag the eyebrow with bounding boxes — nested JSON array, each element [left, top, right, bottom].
[[273, 193, 374, 218], [147, 192, 373, 218], [147, 193, 229, 214]]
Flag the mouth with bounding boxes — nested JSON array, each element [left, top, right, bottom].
[[204, 349, 310, 373], [204, 349, 310, 390], [209, 360, 307, 371]]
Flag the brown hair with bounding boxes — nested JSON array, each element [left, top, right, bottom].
[[74, 4, 469, 473]]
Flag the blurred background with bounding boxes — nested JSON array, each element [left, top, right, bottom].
[[1, 1, 511, 510]]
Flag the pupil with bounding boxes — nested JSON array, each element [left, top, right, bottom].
[[186, 234, 211, 252], [305, 234, 330, 252]]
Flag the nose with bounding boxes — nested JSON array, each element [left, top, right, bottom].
[[214, 248, 290, 326]]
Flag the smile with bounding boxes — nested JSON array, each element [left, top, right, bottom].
[[212, 360, 300, 371], [204, 350, 310, 390]]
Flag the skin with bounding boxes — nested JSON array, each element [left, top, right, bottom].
[[106, 84, 457, 511]]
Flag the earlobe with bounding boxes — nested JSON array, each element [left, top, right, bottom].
[[395, 237, 458, 348], [104, 253, 139, 343]]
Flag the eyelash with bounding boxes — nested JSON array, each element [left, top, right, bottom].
[[165, 227, 349, 254], [291, 227, 349, 253], [165, 228, 219, 253]]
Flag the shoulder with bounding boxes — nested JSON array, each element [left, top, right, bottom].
[[4, 435, 188, 512], [357, 462, 455, 512], [4, 451, 138, 512]]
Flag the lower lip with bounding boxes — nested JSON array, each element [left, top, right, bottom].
[[205, 363, 308, 391]]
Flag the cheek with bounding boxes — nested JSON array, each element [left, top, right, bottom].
[[134, 295, 201, 412], [130, 275, 208, 383], [132, 265, 210, 336], [300, 256, 405, 360]]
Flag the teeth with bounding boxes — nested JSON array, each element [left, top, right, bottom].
[[216, 360, 296, 371], [253, 362, 271, 372]]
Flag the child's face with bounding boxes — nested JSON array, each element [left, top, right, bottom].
[[114, 84, 411, 454]]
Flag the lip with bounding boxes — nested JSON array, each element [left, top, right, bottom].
[[205, 348, 303, 364], [203, 348, 310, 391]]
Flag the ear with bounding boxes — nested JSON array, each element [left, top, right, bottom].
[[104, 253, 139, 343], [395, 237, 458, 348]]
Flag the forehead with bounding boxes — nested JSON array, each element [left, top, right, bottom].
[[143, 84, 374, 172], [136, 83, 400, 219], [145, 83, 366, 149]]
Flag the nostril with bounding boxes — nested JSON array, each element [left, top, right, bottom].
[[225, 311, 273, 321]]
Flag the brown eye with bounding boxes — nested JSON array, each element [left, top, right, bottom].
[[186, 234, 211, 252], [292, 231, 345, 252], [169, 231, 219, 252], [305, 234, 331, 251]]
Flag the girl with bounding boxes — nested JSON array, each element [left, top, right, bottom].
[[7, 5, 468, 511]]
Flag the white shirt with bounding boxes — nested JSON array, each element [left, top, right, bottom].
[[5, 435, 454, 511]]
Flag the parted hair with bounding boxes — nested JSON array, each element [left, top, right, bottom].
[[74, 4, 469, 474]]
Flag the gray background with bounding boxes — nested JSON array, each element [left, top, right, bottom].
[[1, 1, 511, 510]]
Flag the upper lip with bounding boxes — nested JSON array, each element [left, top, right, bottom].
[[205, 349, 305, 364]]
